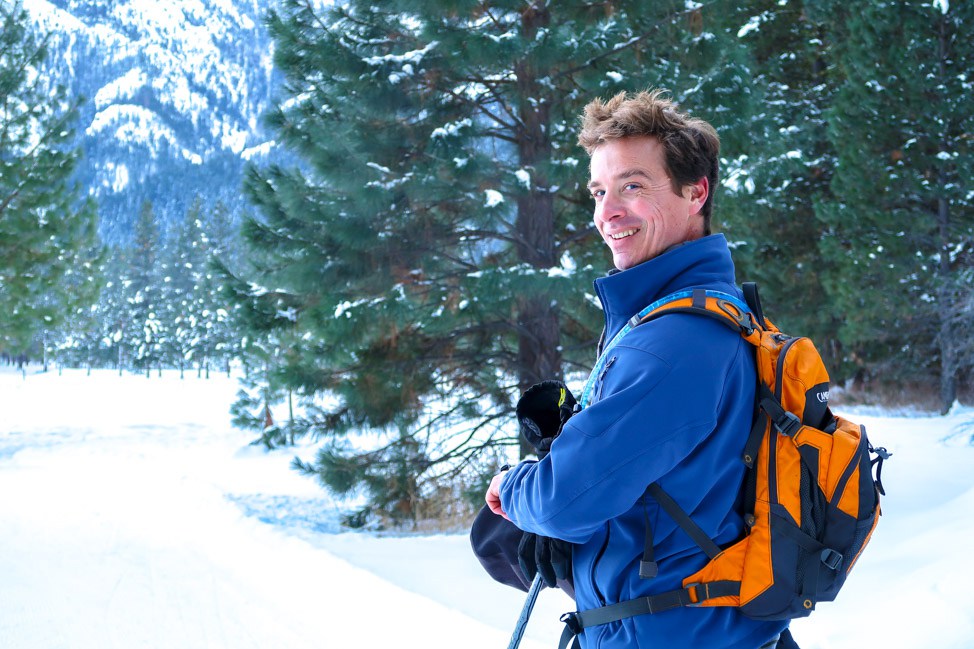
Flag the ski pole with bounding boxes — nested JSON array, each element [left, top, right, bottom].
[[507, 573, 544, 649]]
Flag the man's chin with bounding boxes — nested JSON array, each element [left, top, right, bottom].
[[613, 253, 648, 271]]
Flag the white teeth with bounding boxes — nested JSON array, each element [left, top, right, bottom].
[[610, 229, 638, 240]]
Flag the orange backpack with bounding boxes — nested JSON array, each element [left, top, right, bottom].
[[559, 284, 890, 646]]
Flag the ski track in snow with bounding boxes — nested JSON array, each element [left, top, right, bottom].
[[1, 368, 973, 648]]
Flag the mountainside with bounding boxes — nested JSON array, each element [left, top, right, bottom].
[[26, 0, 281, 244]]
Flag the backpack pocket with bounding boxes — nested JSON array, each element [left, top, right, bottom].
[[790, 418, 882, 603]]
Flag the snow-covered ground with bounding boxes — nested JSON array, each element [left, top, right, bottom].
[[1, 368, 972, 649]]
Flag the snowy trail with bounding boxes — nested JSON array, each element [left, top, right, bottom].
[[0, 370, 558, 649], [3, 369, 974, 649]]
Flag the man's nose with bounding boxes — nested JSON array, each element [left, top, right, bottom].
[[597, 193, 625, 222]]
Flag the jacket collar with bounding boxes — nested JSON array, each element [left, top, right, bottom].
[[593, 234, 739, 342]]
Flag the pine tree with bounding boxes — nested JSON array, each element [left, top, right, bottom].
[[0, 0, 100, 357], [128, 200, 163, 376], [161, 196, 209, 377], [200, 200, 245, 376], [100, 248, 135, 373], [715, 1, 845, 371], [45, 237, 105, 373], [237, 0, 759, 523], [816, 0, 974, 411]]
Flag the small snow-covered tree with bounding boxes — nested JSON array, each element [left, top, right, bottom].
[[161, 197, 209, 377], [127, 200, 164, 376], [199, 200, 246, 377]]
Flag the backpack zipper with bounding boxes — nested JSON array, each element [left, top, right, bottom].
[[773, 336, 800, 400]]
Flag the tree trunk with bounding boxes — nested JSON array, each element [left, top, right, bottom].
[[288, 390, 295, 445], [514, 2, 563, 458], [938, 194, 956, 415], [936, 17, 956, 416]]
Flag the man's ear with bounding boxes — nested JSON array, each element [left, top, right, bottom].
[[686, 177, 709, 216]]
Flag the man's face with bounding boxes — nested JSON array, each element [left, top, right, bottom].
[[588, 136, 708, 270]]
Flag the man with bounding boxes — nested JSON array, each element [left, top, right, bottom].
[[481, 90, 789, 648]]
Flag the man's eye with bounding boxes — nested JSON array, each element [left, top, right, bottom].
[[623, 183, 640, 191], [591, 189, 604, 200]]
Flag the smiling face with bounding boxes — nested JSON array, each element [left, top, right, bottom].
[[588, 136, 708, 270]]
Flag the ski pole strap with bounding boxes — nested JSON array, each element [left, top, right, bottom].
[[558, 581, 741, 649]]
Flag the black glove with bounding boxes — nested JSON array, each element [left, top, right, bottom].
[[518, 532, 572, 588], [517, 380, 577, 458]]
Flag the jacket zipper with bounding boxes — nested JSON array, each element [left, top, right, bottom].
[[594, 356, 617, 403], [591, 522, 610, 606], [590, 356, 616, 605]]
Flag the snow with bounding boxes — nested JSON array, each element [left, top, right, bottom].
[[2, 368, 974, 649], [485, 189, 505, 207], [240, 140, 275, 161], [431, 118, 472, 139], [24, 0, 269, 166], [86, 104, 203, 164], [363, 41, 439, 67], [738, 14, 764, 38], [94, 68, 150, 110], [24, 0, 92, 38], [103, 161, 131, 192]]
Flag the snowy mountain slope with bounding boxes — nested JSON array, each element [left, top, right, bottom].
[[24, 0, 281, 242]]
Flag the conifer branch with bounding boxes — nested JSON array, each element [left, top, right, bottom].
[[444, 85, 519, 131], [551, 0, 721, 82]]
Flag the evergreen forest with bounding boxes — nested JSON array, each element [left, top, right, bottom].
[[4, 0, 972, 527]]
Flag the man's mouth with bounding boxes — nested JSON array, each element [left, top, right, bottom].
[[609, 229, 638, 240]]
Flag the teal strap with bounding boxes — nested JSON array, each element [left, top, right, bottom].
[[579, 290, 750, 408]]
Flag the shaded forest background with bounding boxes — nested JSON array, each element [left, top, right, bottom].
[[3, 0, 971, 527]]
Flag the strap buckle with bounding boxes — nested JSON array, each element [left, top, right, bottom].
[[774, 411, 802, 437], [821, 548, 843, 570], [560, 611, 583, 635], [685, 583, 704, 607]]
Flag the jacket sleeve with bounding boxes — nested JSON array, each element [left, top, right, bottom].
[[499, 316, 747, 543]]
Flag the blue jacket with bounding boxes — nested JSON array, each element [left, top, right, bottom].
[[500, 235, 787, 648]]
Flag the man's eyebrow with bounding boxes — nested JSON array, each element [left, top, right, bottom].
[[587, 168, 651, 190]]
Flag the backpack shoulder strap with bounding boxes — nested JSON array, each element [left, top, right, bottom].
[[742, 282, 767, 330], [636, 288, 760, 337]]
